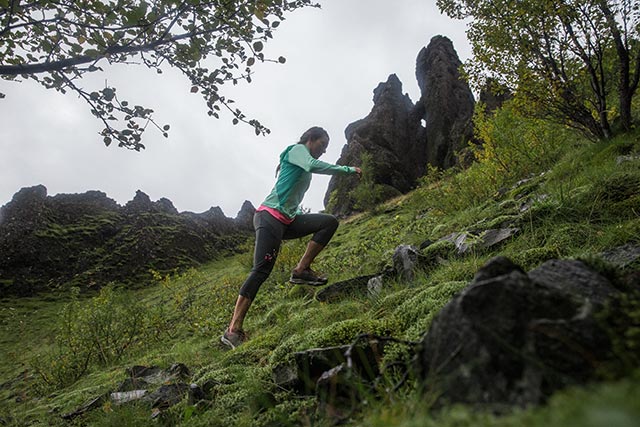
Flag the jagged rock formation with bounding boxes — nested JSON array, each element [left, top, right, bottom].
[[415, 35, 475, 169], [0, 186, 255, 297], [324, 74, 423, 217], [325, 35, 475, 216]]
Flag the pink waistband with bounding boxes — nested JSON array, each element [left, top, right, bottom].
[[257, 205, 294, 225]]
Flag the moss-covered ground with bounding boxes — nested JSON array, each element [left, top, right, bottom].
[[1, 123, 639, 426]]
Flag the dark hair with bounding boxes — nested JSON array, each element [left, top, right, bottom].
[[297, 126, 329, 144], [275, 126, 330, 176]]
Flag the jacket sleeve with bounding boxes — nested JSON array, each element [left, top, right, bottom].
[[287, 144, 356, 175]]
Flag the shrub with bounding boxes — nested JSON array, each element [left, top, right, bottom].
[[32, 285, 147, 390]]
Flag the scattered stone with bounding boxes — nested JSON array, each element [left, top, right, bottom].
[[392, 245, 424, 282], [62, 364, 194, 420], [616, 154, 640, 165], [479, 228, 519, 250], [273, 340, 385, 395], [438, 228, 518, 255], [600, 244, 640, 270], [519, 194, 550, 212], [111, 390, 148, 405], [367, 275, 385, 297], [61, 395, 107, 420]]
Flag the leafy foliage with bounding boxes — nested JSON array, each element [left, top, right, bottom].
[[437, 0, 640, 139], [0, 0, 317, 149]]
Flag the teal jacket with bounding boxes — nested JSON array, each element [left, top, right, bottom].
[[261, 144, 356, 219]]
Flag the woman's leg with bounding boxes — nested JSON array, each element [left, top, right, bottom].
[[226, 212, 284, 334], [284, 214, 339, 275]]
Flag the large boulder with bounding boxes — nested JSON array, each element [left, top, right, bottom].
[[415, 256, 621, 409], [414, 35, 475, 169]]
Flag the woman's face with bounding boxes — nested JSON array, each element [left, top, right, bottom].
[[308, 137, 329, 159]]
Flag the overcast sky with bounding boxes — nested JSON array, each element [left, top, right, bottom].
[[0, 0, 471, 218]]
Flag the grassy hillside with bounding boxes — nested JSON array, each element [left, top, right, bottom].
[[1, 118, 639, 426]]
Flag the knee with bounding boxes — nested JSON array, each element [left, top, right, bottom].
[[325, 215, 339, 233]]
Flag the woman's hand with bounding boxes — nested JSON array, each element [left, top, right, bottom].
[[354, 167, 362, 178]]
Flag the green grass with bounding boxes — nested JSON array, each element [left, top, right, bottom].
[[1, 126, 639, 426]]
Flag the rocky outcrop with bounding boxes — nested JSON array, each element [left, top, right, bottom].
[[325, 36, 475, 216], [324, 74, 422, 216], [0, 186, 255, 296], [415, 35, 475, 170]]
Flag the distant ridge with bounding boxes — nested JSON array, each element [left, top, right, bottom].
[[0, 185, 255, 296]]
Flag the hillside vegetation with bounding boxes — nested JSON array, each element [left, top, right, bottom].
[[1, 108, 639, 426]]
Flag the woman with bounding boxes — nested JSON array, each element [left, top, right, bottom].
[[221, 126, 361, 349]]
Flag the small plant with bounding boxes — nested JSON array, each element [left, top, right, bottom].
[[32, 285, 147, 391], [352, 152, 402, 213]]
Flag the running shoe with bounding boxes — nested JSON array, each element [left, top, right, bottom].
[[289, 268, 328, 286], [220, 329, 247, 349]]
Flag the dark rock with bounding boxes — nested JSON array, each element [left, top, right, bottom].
[[367, 275, 384, 297], [0, 186, 251, 296], [415, 35, 475, 169], [64, 363, 194, 419], [315, 274, 379, 303], [123, 190, 154, 214], [528, 259, 619, 306], [316, 364, 359, 421], [324, 36, 475, 216], [600, 244, 640, 270], [188, 383, 206, 404], [146, 383, 190, 409], [392, 244, 425, 282], [273, 340, 385, 395], [415, 258, 620, 409], [472, 256, 524, 283], [235, 200, 256, 230], [324, 74, 423, 216], [61, 394, 108, 420]]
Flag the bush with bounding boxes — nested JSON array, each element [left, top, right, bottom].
[[32, 285, 147, 390]]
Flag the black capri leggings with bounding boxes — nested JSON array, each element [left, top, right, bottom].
[[238, 211, 339, 300]]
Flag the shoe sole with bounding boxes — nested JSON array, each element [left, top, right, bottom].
[[289, 277, 328, 286], [220, 335, 238, 349]]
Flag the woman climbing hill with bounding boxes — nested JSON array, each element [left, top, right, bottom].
[[221, 126, 361, 349]]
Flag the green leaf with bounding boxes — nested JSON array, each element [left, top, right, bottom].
[[102, 88, 115, 101], [253, 41, 264, 52]]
